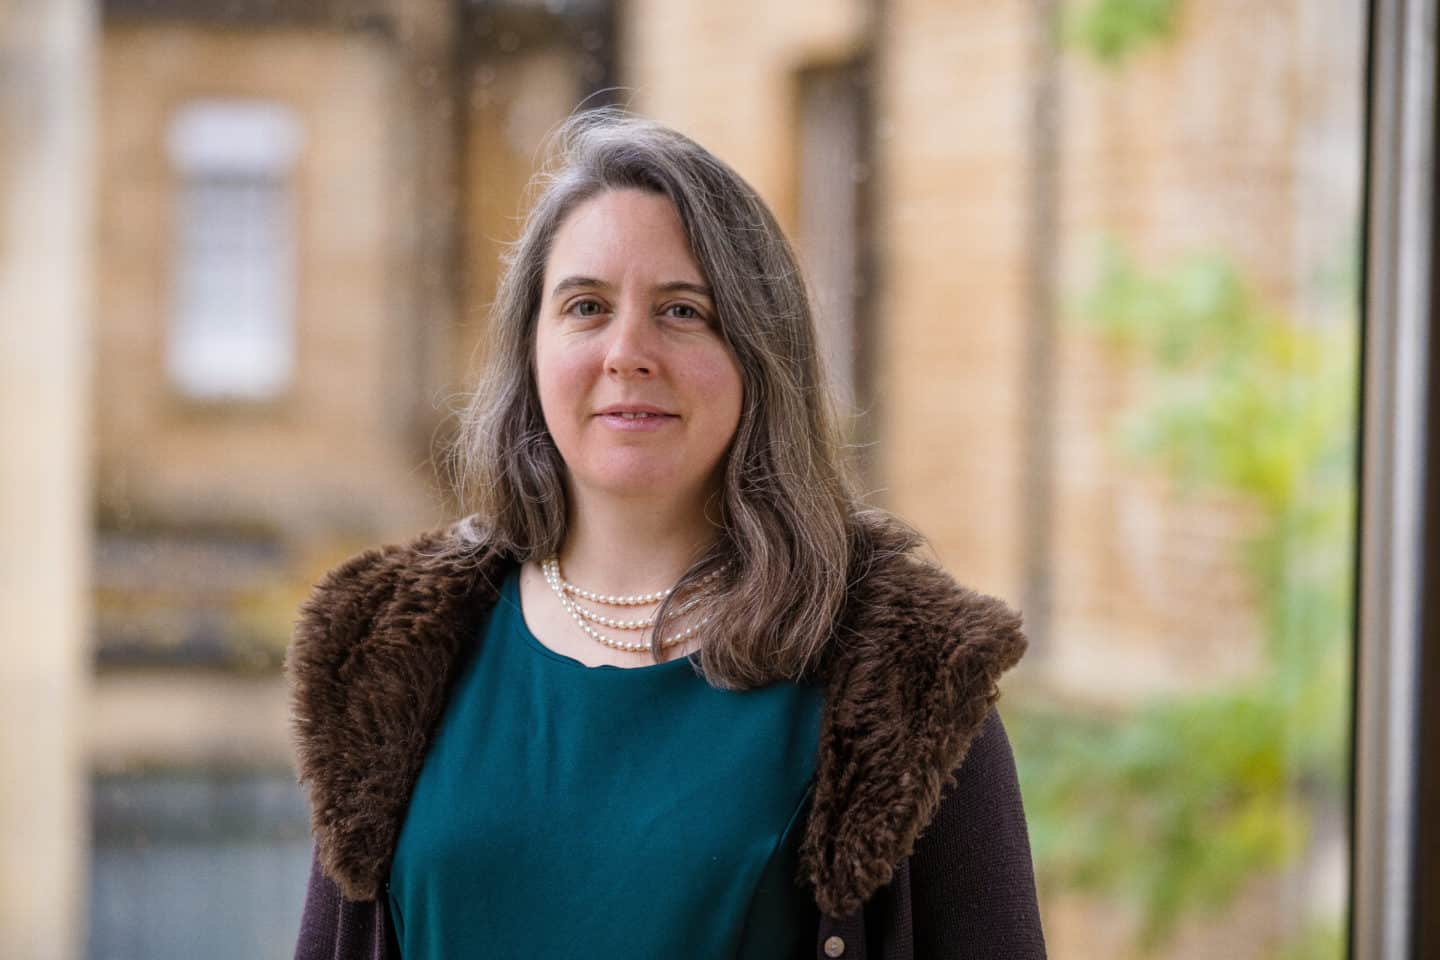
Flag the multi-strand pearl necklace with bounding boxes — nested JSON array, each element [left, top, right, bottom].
[[540, 556, 715, 654]]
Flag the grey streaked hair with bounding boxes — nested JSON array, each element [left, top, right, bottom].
[[447, 109, 914, 689]]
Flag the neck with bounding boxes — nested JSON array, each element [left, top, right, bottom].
[[557, 487, 719, 595]]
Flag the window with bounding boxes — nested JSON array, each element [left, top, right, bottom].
[[797, 63, 867, 419], [165, 99, 302, 401]]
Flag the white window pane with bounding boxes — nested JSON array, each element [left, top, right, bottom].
[[166, 101, 300, 402]]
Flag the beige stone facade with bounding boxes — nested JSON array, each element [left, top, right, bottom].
[[95, 23, 442, 547], [871, 0, 1035, 601], [0, 3, 95, 955], [622, 0, 868, 223], [458, 43, 590, 372], [1046, 0, 1362, 702]]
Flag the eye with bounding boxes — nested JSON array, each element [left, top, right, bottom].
[[663, 302, 707, 322], [566, 297, 605, 318]]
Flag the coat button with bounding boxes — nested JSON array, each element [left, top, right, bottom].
[[823, 935, 846, 957]]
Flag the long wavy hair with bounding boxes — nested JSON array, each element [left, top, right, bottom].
[[447, 110, 913, 689]]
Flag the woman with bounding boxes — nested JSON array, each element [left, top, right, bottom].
[[290, 111, 1045, 959]]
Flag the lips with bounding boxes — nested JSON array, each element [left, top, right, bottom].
[[594, 404, 679, 432], [594, 404, 677, 418]]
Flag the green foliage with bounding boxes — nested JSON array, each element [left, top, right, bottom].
[[1011, 239, 1356, 952], [1062, 0, 1186, 65], [1270, 923, 1346, 960], [1015, 691, 1311, 948]]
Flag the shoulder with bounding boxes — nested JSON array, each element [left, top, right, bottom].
[[286, 518, 513, 902], [801, 511, 1029, 918], [907, 707, 1047, 956], [285, 522, 510, 668], [837, 511, 1026, 668]]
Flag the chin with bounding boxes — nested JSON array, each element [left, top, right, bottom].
[[587, 472, 683, 498], [576, 463, 708, 502]]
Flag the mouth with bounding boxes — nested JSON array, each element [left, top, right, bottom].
[[595, 405, 678, 419], [595, 405, 679, 430]]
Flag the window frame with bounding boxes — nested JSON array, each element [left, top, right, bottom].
[[1353, 0, 1438, 956]]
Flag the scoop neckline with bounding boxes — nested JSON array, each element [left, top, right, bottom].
[[503, 566, 699, 675]]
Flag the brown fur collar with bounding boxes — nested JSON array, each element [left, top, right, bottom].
[[287, 520, 1025, 919]]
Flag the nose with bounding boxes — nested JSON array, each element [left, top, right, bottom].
[[604, 302, 656, 378]]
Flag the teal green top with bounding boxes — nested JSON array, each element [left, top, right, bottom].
[[387, 564, 825, 960]]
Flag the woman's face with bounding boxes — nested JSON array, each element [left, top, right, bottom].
[[534, 189, 743, 512]]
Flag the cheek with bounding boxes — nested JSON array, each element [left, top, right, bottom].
[[534, 337, 591, 422], [687, 350, 744, 433]]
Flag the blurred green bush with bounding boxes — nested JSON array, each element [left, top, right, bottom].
[[1010, 241, 1355, 954]]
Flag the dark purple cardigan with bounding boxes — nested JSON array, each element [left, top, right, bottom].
[[288, 525, 1047, 959]]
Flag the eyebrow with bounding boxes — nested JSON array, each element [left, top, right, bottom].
[[549, 276, 714, 300]]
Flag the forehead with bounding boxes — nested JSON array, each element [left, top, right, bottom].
[[543, 189, 706, 287]]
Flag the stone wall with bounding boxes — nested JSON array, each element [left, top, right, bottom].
[[94, 23, 443, 547]]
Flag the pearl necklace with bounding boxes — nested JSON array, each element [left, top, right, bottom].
[[540, 556, 713, 653], [556, 569, 671, 606]]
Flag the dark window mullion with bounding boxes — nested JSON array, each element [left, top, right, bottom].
[[1353, 0, 1438, 956]]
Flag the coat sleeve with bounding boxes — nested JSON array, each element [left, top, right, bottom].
[[908, 706, 1047, 958], [294, 844, 392, 960]]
